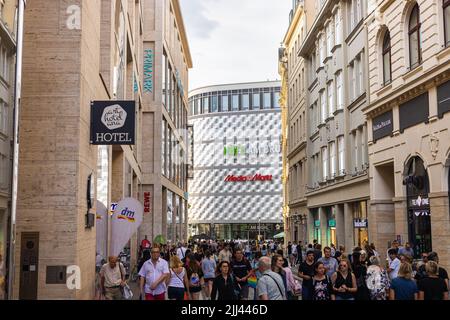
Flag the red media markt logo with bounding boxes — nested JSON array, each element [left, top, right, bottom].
[[224, 173, 273, 182]]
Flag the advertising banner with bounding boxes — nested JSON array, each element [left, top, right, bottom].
[[110, 197, 144, 256], [96, 200, 108, 257]]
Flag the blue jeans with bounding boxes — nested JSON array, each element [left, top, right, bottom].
[[302, 286, 313, 301]]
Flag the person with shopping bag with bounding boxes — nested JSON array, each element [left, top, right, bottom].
[[100, 256, 127, 300]]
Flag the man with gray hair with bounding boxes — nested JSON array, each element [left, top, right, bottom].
[[256, 256, 286, 300]]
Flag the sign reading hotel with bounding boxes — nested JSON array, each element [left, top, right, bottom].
[[90, 101, 135, 145], [225, 173, 273, 182]]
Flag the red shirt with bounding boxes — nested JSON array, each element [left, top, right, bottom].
[[141, 239, 151, 249]]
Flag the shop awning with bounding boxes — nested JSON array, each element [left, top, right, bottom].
[[273, 232, 285, 239]]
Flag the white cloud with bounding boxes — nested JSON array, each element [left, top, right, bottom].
[[180, 0, 292, 91]]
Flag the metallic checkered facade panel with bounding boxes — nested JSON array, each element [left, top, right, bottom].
[[188, 110, 283, 224]]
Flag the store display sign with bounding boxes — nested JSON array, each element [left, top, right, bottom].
[[144, 192, 151, 214], [353, 219, 368, 228], [328, 219, 336, 228], [372, 110, 393, 141], [224, 173, 273, 182], [90, 100, 135, 145], [413, 210, 430, 217], [314, 220, 320, 228], [409, 195, 429, 208]]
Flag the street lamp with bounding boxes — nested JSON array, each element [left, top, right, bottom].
[[258, 217, 261, 241]]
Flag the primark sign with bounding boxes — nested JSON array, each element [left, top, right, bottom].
[[90, 101, 135, 145]]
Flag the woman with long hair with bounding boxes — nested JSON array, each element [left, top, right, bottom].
[[352, 251, 370, 300], [186, 254, 204, 300], [312, 261, 335, 300], [271, 254, 292, 299], [331, 258, 357, 300], [211, 261, 239, 300], [201, 250, 216, 299], [166, 255, 189, 300]]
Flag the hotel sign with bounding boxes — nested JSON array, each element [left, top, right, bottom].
[[90, 101, 135, 145], [372, 110, 393, 142]]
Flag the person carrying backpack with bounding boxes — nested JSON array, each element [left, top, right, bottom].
[[366, 256, 390, 300]]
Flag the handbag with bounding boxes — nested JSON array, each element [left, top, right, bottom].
[[119, 263, 133, 300], [293, 279, 302, 296], [122, 284, 134, 300]]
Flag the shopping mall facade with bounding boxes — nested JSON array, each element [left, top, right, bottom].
[[187, 81, 283, 240]]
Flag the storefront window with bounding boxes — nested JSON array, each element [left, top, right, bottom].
[[405, 157, 431, 258], [353, 201, 368, 248], [327, 207, 337, 246]]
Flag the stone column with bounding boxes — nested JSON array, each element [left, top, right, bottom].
[[307, 209, 314, 244], [393, 197, 408, 246], [319, 207, 328, 246], [343, 203, 354, 252], [368, 200, 395, 261], [429, 192, 450, 272], [335, 204, 345, 248]]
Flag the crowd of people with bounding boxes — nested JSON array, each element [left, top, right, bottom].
[[96, 237, 449, 301]]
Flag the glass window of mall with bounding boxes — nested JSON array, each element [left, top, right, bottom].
[[189, 87, 280, 115]]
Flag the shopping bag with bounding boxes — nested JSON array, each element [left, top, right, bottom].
[[122, 284, 134, 300]]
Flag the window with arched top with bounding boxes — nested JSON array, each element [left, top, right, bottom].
[[444, 0, 450, 47], [408, 4, 422, 69], [382, 31, 392, 85]]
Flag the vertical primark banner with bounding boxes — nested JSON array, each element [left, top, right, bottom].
[[90, 100, 136, 145], [143, 42, 154, 101]]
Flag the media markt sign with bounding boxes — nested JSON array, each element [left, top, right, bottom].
[[90, 101, 135, 145]]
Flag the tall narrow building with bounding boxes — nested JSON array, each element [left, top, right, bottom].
[[0, 0, 18, 300], [11, 0, 191, 300], [280, 0, 314, 245]]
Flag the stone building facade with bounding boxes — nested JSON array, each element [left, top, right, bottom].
[[0, 0, 18, 300], [280, 0, 312, 245], [365, 0, 450, 268], [11, 0, 191, 300], [298, 0, 370, 250]]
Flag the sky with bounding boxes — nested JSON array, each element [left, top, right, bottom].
[[179, 0, 292, 91]]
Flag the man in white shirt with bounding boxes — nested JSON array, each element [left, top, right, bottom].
[[387, 248, 401, 280], [139, 246, 170, 300]]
